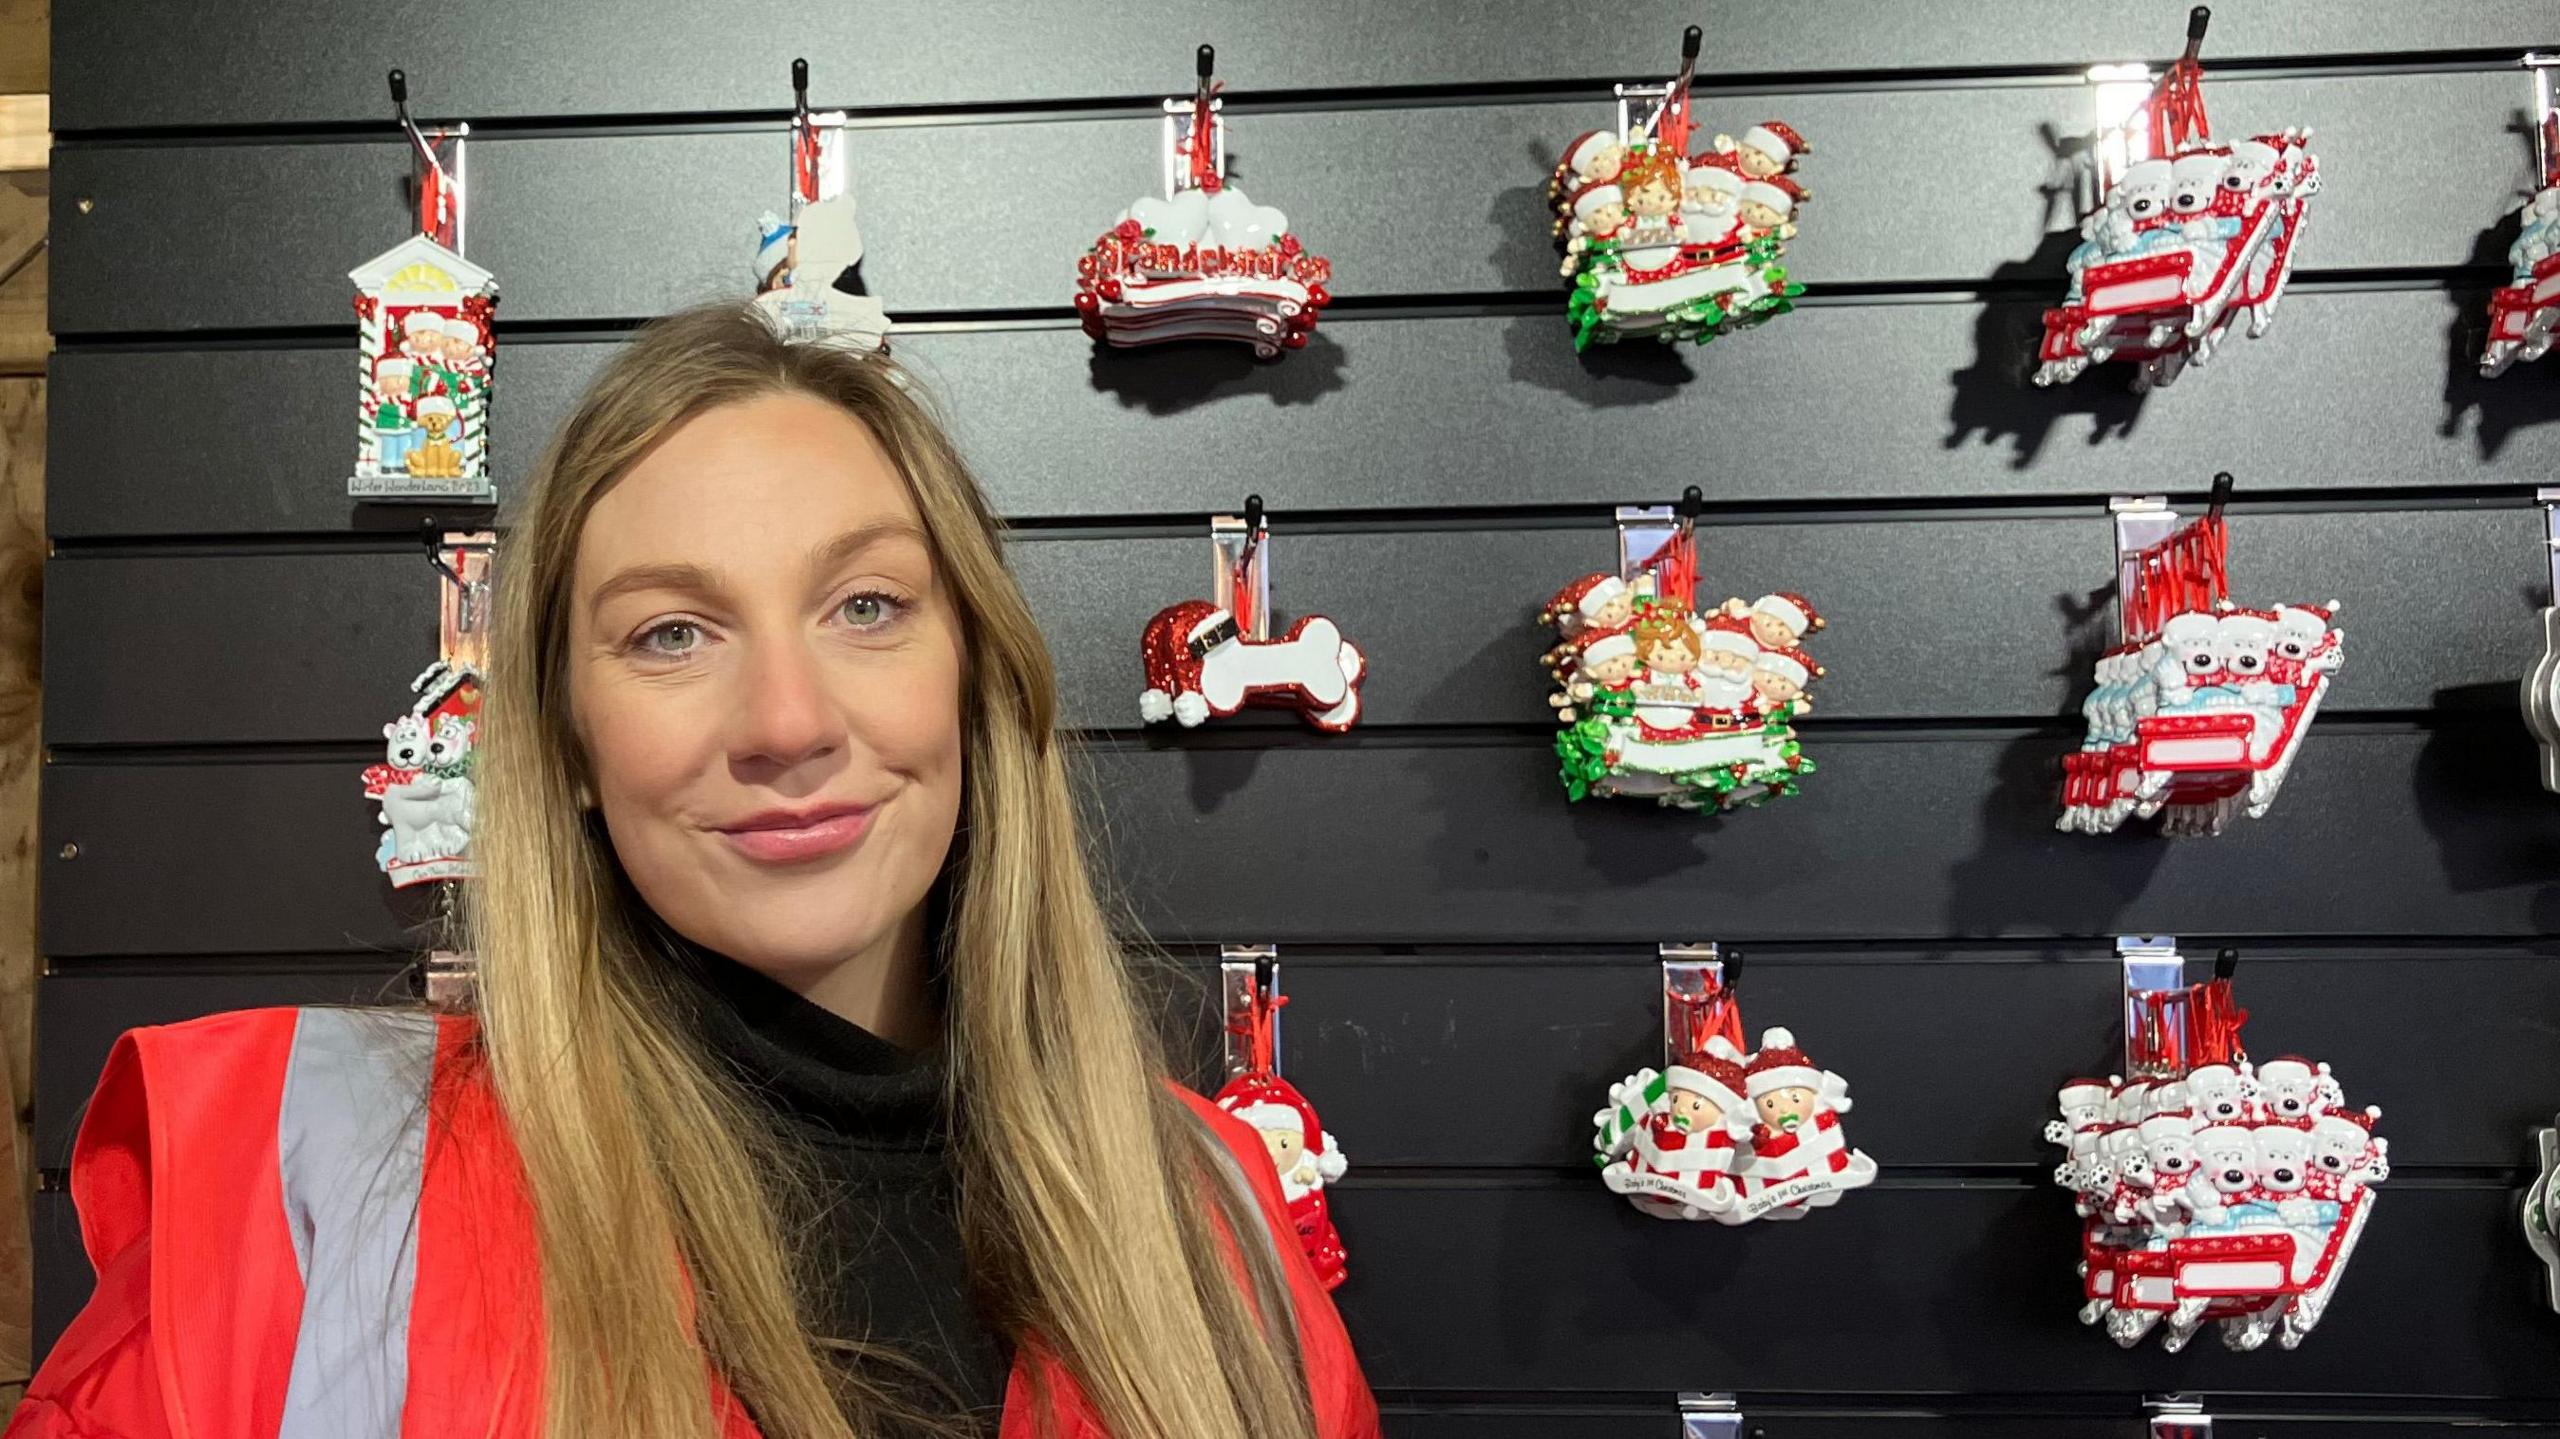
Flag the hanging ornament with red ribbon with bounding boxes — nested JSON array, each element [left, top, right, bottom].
[[1593, 951, 1877, 1225], [1210, 953, 1350, 1290], [1139, 497, 1367, 731], [2482, 58, 2560, 377], [1547, 26, 1810, 351], [2035, 7, 2322, 391], [2048, 946, 2386, 1352], [752, 58, 892, 355], [1074, 45, 1333, 359], [348, 69, 499, 503], [2058, 475, 2345, 838], [1546, 490, 1824, 811]]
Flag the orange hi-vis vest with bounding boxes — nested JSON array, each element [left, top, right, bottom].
[[7, 1006, 1381, 1439]]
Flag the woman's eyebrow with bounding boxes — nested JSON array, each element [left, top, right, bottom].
[[808, 518, 930, 571], [585, 561, 723, 625]]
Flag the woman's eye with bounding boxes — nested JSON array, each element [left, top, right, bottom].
[[636, 621, 699, 656], [839, 592, 903, 630]]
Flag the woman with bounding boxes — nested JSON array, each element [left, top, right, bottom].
[[11, 303, 1379, 1439]]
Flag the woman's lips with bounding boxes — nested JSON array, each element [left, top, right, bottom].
[[714, 805, 877, 864]]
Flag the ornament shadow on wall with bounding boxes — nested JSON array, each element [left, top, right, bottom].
[[1942, 724, 2174, 937], [2440, 111, 2560, 460], [1085, 328, 1349, 417], [2409, 681, 2560, 933], [1942, 125, 2147, 469], [1488, 162, 1697, 405]]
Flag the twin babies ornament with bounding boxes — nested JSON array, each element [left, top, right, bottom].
[[2059, 485, 2342, 838], [1592, 972, 1875, 1224], [1544, 504, 1824, 810], [1075, 49, 1334, 358], [2036, 13, 2319, 390], [1547, 95, 1810, 350], [2048, 967, 2386, 1352]]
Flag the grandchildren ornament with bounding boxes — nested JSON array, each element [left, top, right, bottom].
[[2047, 950, 2385, 1352], [1546, 27, 1809, 350], [752, 60, 891, 355], [2036, 8, 2319, 391], [349, 72, 497, 502], [2058, 476, 2342, 838], [1593, 955, 1876, 1225], [1139, 498, 1366, 731], [1544, 491, 1824, 810], [1211, 957, 1349, 1290], [1075, 46, 1334, 359]]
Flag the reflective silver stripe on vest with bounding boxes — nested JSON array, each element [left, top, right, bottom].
[[276, 1006, 438, 1439]]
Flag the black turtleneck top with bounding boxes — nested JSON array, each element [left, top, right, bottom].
[[660, 939, 1012, 1436]]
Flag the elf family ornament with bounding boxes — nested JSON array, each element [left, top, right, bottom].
[[1139, 499, 1366, 731], [2481, 59, 2560, 377], [2058, 476, 2342, 837], [1074, 46, 1333, 358], [752, 59, 891, 355], [1545, 27, 1808, 350], [2035, 9, 2319, 391], [349, 71, 497, 502], [1544, 492, 1823, 810], [1211, 953, 1349, 1290], [1592, 952, 1876, 1225], [2048, 946, 2386, 1352]]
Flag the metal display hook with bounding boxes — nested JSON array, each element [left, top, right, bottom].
[[1220, 943, 1282, 1080], [787, 56, 850, 211], [1162, 43, 1228, 197], [1677, 1391, 1743, 1439], [1615, 24, 1703, 144], [420, 520, 497, 669], [2119, 935, 2188, 1081], [2148, 1393, 2212, 1439], [387, 68, 468, 253], [1211, 494, 1271, 642]]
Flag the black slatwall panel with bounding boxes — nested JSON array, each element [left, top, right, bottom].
[[39, 2, 2560, 1433]]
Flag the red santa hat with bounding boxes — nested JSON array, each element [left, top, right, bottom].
[[1543, 572, 1613, 621], [1560, 129, 1619, 175], [1739, 180, 1795, 218], [1753, 591, 1823, 635], [2056, 1077, 2113, 1104], [1139, 598, 1224, 702], [1663, 1050, 1749, 1111], [1569, 181, 1627, 224], [1683, 161, 1746, 198], [1582, 631, 1637, 667], [1742, 122, 1810, 164], [1213, 1071, 1325, 1154], [1576, 574, 1632, 620], [1753, 649, 1811, 685], [1744, 1027, 1823, 1097], [1700, 627, 1759, 658]]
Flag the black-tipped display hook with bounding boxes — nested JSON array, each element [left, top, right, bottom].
[[387, 68, 409, 111], [1721, 946, 1742, 987], [420, 518, 468, 591], [791, 57, 809, 113], [2182, 6, 2211, 62], [2208, 470, 2234, 518], [1243, 492, 1265, 536], [1681, 24, 1702, 61], [2213, 947, 2239, 980], [1197, 43, 1216, 81], [1677, 484, 1705, 526]]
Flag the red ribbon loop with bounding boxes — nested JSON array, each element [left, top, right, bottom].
[[1189, 82, 1227, 193]]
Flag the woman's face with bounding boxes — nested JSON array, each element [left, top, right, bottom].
[[568, 391, 966, 989]]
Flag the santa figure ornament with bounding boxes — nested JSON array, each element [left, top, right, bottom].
[[2058, 475, 2343, 838], [2035, 8, 2320, 391], [1139, 499, 1367, 731], [1211, 958, 1349, 1289], [2482, 63, 2560, 377], [1546, 28, 1809, 351], [1594, 955, 1876, 1225], [1075, 46, 1333, 359], [751, 59, 891, 356], [349, 71, 498, 502], [1545, 490, 1825, 810], [2047, 951, 2385, 1351]]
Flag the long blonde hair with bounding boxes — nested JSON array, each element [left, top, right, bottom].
[[465, 303, 1320, 1439]]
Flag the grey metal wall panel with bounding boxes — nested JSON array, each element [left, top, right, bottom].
[[46, 290, 2560, 541], [1329, 1183, 2542, 1398], [51, 0, 2560, 131], [1281, 951, 2560, 1171], [42, 724, 2556, 958], [1378, 1413, 2559, 1439], [37, 507, 2543, 746], [43, 70, 2538, 334]]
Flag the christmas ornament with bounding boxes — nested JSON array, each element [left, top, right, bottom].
[[1211, 951, 1349, 1290], [1544, 490, 1825, 811], [2483, 61, 2560, 377], [1138, 498, 1366, 731], [1593, 950, 1876, 1225], [2058, 476, 2342, 838], [2524, 1114, 2560, 1311], [2049, 945, 2385, 1352], [2523, 493, 2560, 792], [363, 531, 492, 890], [1545, 27, 1808, 351], [349, 71, 498, 503], [752, 59, 891, 355], [2035, 9, 2320, 391], [1074, 46, 1333, 359]]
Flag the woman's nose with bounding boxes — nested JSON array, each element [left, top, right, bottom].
[[732, 639, 842, 768]]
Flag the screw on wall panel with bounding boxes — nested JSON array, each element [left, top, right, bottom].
[[56, 842, 76, 860], [76, 198, 93, 214]]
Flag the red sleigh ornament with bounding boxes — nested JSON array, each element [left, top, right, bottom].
[[2058, 476, 2342, 838], [2034, 9, 2319, 392], [1211, 959, 1349, 1290], [1137, 500, 1366, 732]]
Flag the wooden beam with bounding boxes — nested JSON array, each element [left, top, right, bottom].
[[0, 97, 43, 176], [0, 376, 40, 1392], [0, 0, 42, 97]]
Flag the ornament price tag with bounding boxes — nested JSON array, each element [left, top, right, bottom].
[[2035, 9, 2320, 392]]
